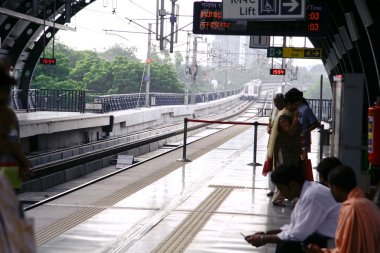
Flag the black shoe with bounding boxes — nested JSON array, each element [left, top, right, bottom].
[[267, 192, 274, 197]]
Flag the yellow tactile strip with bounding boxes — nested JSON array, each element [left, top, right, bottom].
[[35, 124, 251, 246], [151, 186, 234, 253]]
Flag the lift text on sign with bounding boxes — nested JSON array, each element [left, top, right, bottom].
[[222, 0, 305, 20]]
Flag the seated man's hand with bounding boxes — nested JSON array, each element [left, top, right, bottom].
[[245, 233, 265, 248], [306, 244, 323, 253]]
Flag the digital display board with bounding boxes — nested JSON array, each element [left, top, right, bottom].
[[270, 68, 286, 75], [193, 1, 328, 37], [247, 3, 328, 37], [40, 58, 57, 65], [193, 2, 248, 35]]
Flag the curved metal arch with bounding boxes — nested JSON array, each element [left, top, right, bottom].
[[308, 0, 380, 104], [9, 0, 97, 109], [0, 0, 31, 47]]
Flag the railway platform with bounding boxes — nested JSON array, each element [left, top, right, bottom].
[[26, 119, 322, 253], [16, 95, 246, 153]]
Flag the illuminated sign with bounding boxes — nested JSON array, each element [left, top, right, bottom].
[[193, 2, 249, 35], [193, 2, 327, 37], [39, 58, 57, 65], [222, 0, 305, 20], [270, 68, 286, 75], [267, 47, 322, 59]]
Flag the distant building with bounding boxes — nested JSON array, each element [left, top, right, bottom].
[[211, 36, 255, 68]]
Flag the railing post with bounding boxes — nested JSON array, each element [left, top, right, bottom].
[[248, 121, 262, 170], [178, 118, 192, 162], [319, 124, 324, 162]]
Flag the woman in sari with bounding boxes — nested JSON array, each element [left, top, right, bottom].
[[263, 92, 302, 205]]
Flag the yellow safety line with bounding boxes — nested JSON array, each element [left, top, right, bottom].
[[35, 124, 251, 246], [151, 186, 235, 253]]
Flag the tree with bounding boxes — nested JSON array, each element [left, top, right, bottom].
[[31, 41, 184, 95], [304, 77, 332, 99], [99, 44, 138, 61], [110, 57, 144, 93]]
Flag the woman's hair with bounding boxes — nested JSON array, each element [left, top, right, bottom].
[[285, 88, 303, 104], [273, 93, 285, 102]]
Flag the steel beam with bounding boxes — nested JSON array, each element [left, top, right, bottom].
[[0, 7, 76, 31]]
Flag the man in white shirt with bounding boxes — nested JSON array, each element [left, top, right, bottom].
[[245, 164, 340, 253]]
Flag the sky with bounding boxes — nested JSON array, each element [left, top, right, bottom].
[[56, 0, 323, 68]]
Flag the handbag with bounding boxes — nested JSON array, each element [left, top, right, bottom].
[[303, 158, 314, 181], [262, 157, 273, 176]]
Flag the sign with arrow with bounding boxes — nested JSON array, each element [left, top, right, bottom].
[[281, 0, 302, 14], [267, 47, 284, 57], [222, 0, 305, 20], [267, 47, 322, 59]]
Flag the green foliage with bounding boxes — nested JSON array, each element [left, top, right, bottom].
[[32, 42, 183, 94], [304, 76, 332, 99], [98, 44, 138, 61]]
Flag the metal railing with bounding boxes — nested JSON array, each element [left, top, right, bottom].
[[88, 88, 244, 113], [307, 99, 332, 122], [258, 99, 332, 122], [11, 89, 86, 113], [34, 89, 86, 113]]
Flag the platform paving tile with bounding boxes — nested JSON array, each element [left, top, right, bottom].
[[30, 122, 323, 253]]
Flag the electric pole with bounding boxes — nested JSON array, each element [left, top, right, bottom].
[[159, 0, 165, 50], [281, 36, 286, 94], [184, 32, 191, 105], [145, 23, 152, 108], [191, 37, 198, 104], [169, 0, 177, 53]]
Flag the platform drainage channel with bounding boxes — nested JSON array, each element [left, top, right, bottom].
[[151, 186, 235, 253]]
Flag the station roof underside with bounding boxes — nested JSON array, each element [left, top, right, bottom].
[[0, 0, 379, 108]]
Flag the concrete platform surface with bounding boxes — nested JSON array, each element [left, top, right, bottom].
[[27, 121, 322, 253]]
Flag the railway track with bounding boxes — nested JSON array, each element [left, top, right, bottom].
[[27, 101, 251, 170], [21, 91, 276, 208], [21, 101, 255, 192]]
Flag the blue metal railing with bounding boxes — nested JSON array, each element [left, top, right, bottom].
[[11, 87, 244, 113], [11, 89, 86, 113], [307, 99, 332, 122], [10, 88, 331, 118], [89, 88, 244, 113]]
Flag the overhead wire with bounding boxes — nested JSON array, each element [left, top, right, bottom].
[[127, 0, 156, 16]]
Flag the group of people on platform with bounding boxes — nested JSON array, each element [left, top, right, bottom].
[[264, 88, 319, 206], [244, 88, 380, 253]]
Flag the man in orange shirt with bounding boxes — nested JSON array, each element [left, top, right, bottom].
[[307, 165, 380, 253]]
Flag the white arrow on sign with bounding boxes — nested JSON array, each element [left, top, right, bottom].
[[283, 0, 299, 13]]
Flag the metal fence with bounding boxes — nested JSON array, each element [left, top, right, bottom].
[[307, 99, 332, 122], [257, 99, 332, 122], [88, 88, 244, 113], [11, 89, 86, 113], [11, 88, 331, 118]]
